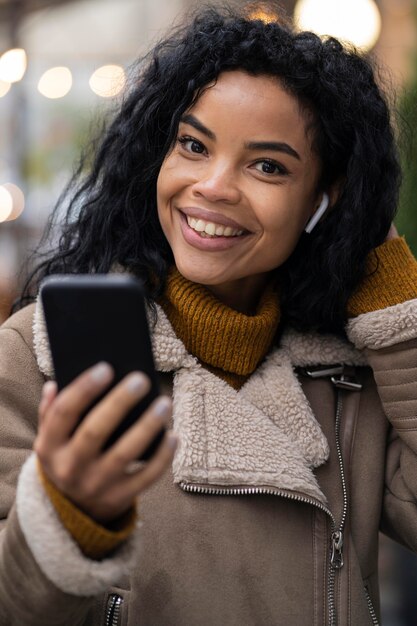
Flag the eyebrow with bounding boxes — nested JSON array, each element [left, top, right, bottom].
[[180, 113, 301, 161], [245, 141, 300, 161], [180, 114, 215, 140]]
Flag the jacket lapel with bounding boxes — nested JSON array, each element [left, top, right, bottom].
[[33, 300, 366, 504]]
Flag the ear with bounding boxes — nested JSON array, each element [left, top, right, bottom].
[[327, 177, 345, 209]]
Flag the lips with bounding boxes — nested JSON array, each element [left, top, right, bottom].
[[179, 207, 249, 239], [178, 209, 249, 251]]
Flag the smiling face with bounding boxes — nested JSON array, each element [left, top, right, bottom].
[[157, 70, 323, 311]]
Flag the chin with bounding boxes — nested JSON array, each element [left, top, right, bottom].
[[174, 260, 227, 286]]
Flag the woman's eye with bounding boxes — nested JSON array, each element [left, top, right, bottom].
[[253, 160, 287, 176], [178, 136, 206, 154]]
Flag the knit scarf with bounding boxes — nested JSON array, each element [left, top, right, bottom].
[[158, 267, 280, 389]]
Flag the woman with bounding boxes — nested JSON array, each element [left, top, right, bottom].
[[1, 4, 417, 625]]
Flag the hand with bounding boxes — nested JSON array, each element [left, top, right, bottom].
[[34, 363, 177, 524], [385, 223, 399, 242]]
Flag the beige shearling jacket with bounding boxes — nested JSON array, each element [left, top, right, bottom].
[[1, 297, 417, 626]]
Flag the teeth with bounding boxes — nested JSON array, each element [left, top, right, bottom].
[[195, 219, 206, 232], [186, 215, 244, 238], [205, 222, 216, 236]]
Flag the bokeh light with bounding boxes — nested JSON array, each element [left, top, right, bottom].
[[0, 186, 13, 222], [248, 8, 278, 24], [3, 183, 25, 221], [0, 48, 27, 83], [38, 66, 72, 99], [89, 64, 126, 98], [0, 80, 11, 97], [294, 0, 382, 51]]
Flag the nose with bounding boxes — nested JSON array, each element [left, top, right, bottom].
[[191, 161, 241, 204]]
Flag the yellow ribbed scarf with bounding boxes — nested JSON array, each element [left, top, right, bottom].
[[158, 267, 280, 389]]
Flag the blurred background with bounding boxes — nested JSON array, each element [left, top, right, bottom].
[[0, 0, 416, 623]]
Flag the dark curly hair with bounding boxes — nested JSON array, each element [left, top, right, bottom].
[[19, 2, 401, 334]]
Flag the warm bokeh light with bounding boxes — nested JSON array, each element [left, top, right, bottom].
[[89, 64, 126, 98], [0, 48, 27, 83], [37, 66, 72, 99], [248, 8, 278, 24], [294, 0, 382, 51], [0, 80, 11, 98], [2, 183, 25, 221], [0, 186, 13, 222]]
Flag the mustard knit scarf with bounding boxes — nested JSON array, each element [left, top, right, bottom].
[[158, 267, 280, 389]]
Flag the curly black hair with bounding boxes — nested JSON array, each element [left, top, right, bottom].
[[19, 2, 401, 334]]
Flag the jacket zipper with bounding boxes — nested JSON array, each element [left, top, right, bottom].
[[105, 593, 123, 626], [327, 389, 348, 626], [180, 367, 359, 626], [364, 585, 380, 626], [180, 478, 343, 625]]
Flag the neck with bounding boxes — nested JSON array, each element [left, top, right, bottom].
[[205, 273, 271, 315]]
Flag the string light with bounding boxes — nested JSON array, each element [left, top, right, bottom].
[[38, 67, 72, 99], [0, 186, 13, 222], [0, 80, 11, 98], [0, 48, 27, 83], [3, 183, 25, 221], [246, 2, 279, 23], [89, 64, 126, 98], [294, 0, 382, 51]]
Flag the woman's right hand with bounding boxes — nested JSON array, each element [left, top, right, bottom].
[[34, 362, 177, 525]]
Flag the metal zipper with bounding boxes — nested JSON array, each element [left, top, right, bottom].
[[105, 593, 123, 626], [180, 481, 336, 519], [179, 476, 343, 625], [364, 585, 380, 626], [180, 365, 360, 626], [327, 389, 348, 626]]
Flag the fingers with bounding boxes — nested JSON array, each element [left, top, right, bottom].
[[37, 362, 114, 448], [112, 430, 178, 505], [100, 395, 172, 472], [385, 223, 399, 241], [38, 381, 58, 427], [70, 372, 151, 458], [34, 364, 177, 525]]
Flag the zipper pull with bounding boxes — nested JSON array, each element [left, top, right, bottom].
[[331, 530, 344, 569]]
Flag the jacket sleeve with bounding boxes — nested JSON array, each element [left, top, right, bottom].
[[0, 307, 140, 625], [347, 300, 417, 551]]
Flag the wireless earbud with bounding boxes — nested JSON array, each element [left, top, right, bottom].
[[304, 193, 330, 234]]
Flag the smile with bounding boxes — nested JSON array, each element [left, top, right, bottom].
[[186, 215, 245, 238]]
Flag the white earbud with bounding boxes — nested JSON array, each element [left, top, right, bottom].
[[304, 192, 330, 234]]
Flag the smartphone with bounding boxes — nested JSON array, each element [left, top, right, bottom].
[[40, 274, 164, 460]]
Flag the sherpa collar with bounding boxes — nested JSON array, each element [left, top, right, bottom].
[[33, 299, 366, 505]]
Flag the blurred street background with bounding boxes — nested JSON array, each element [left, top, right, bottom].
[[0, 1, 416, 623]]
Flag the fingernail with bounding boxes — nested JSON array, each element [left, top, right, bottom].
[[153, 396, 172, 419], [167, 432, 178, 450], [127, 373, 148, 393], [91, 362, 112, 382], [42, 380, 56, 397]]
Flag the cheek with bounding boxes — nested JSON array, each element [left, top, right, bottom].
[[258, 200, 311, 264], [262, 201, 310, 238], [156, 159, 173, 205], [156, 160, 176, 224]]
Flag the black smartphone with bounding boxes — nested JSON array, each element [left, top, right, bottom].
[[40, 274, 163, 460]]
